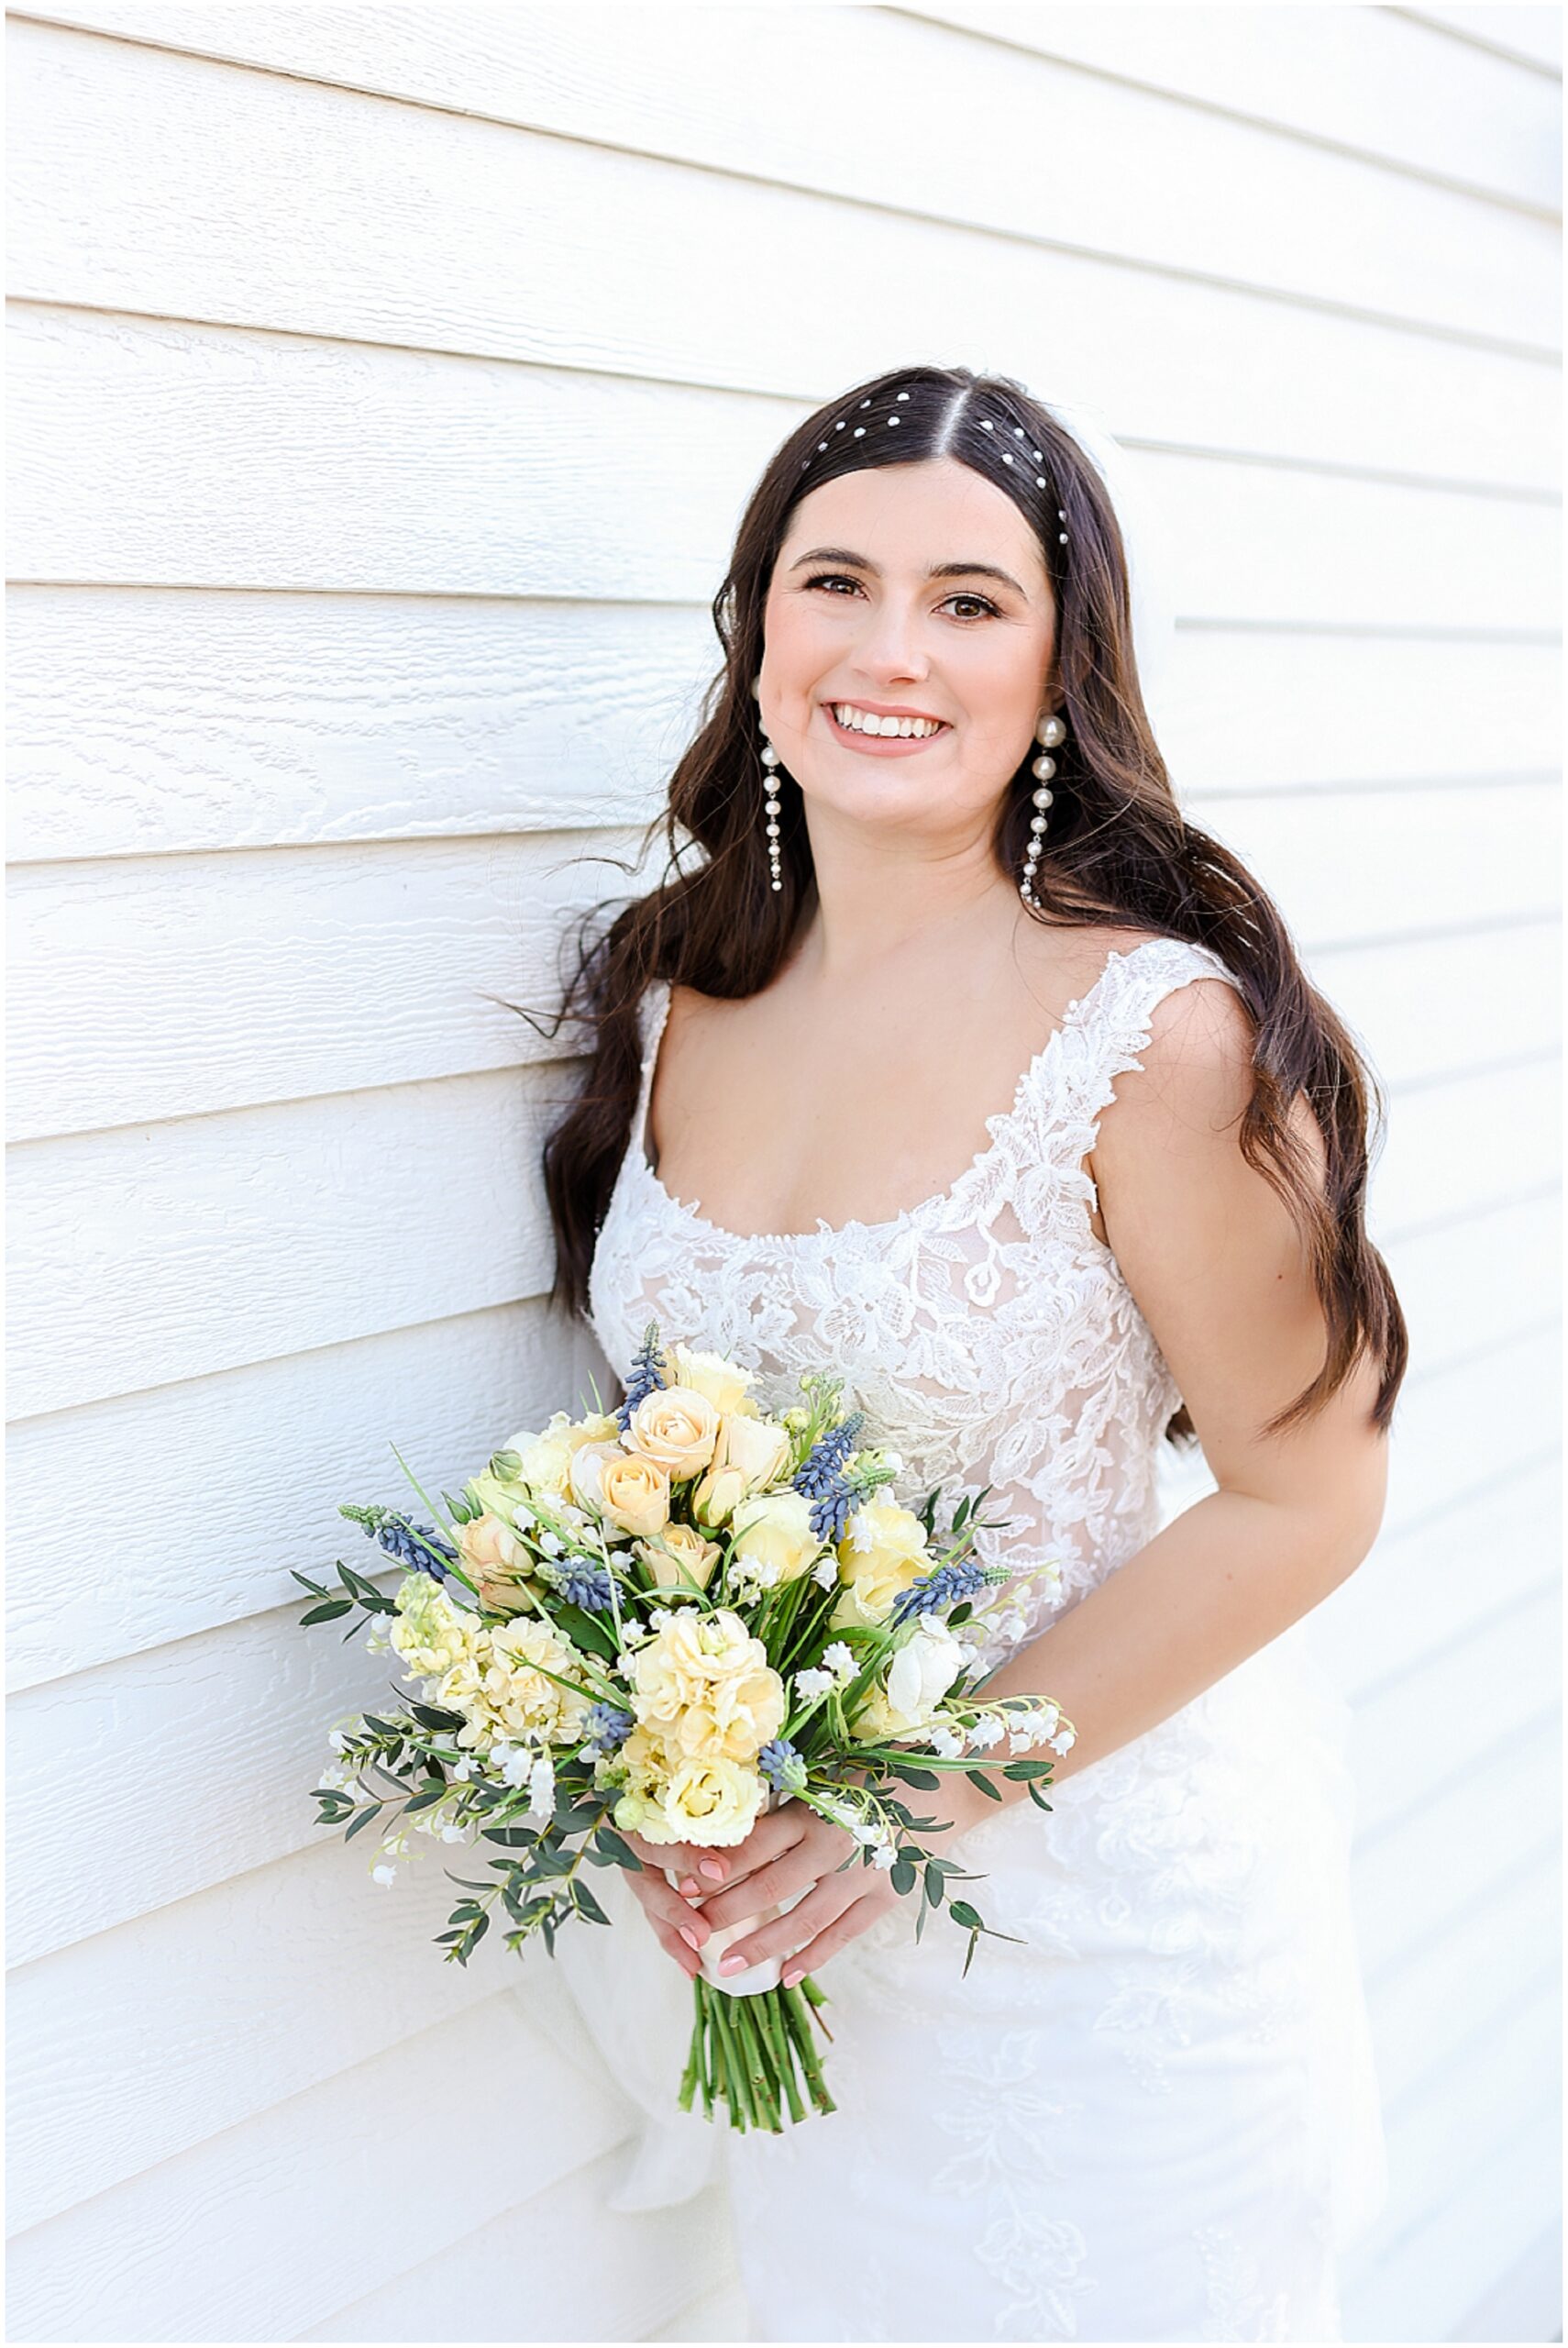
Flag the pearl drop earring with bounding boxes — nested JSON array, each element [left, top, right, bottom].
[[1021, 710, 1067, 909], [758, 719, 784, 892]]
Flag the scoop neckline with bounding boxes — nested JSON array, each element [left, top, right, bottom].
[[632, 936, 1194, 1252]]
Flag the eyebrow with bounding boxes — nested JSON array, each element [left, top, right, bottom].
[[787, 545, 1031, 598]]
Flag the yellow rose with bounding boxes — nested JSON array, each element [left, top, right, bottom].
[[849, 1620, 966, 1744], [635, 1519, 723, 1599], [666, 1344, 762, 1418], [651, 1753, 767, 1847], [692, 1412, 794, 1527], [728, 1487, 823, 1585], [830, 1498, 933, 1629], [627, 1385, 721, 1479], [597, 1450, 671, 1539]]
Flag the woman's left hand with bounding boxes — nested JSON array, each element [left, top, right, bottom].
[[646, 1800, 903, 1986]]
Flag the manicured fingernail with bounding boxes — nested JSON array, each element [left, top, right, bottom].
[[701, 1860, 726, 1880], [782, 1968, 804, 1988], [679, 1925, 701, 1951], [679, 1878, 701, 1897], [719, 1952, 746, 1975]]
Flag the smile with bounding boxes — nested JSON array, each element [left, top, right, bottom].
[[823, 703, 952, 755]]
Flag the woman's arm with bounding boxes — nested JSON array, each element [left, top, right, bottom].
[[640, 975, 1391, 1968]]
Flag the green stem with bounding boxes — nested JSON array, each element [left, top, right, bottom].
[[710, 1988, 756, 2131]]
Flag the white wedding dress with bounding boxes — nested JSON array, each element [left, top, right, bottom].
[[573, 936, 1388, 2343]]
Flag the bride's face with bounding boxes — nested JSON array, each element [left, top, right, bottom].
[[757, 457, 1057, 842]]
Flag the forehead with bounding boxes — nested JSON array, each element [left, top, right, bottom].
[[779, 457, 1050, 593]]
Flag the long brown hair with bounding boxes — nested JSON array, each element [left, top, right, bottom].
[[527, 362, 1407, 1443]]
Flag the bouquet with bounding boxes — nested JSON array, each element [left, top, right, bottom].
[[296, 1322, 1076, 2133]]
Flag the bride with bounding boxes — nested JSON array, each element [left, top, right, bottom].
[[537, 363, 1404, 2342]]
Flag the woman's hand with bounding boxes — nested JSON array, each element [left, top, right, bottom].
[[620, 1801, 902, 1987]]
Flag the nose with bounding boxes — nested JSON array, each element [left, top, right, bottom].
[[851, 593, 932, 682]]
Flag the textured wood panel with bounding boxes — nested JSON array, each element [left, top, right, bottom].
[[5, 1989, 629, 2344], [7, 19, 1558, 486], [17, 2, 1559, 343]]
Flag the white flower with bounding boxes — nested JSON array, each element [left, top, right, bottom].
[[880, 1451, 904, 1474], [327, 1728, 351, 1755], [966, 1714, 1005, 1750], [871, 1843, 899, 1870], [647, 1605, 675, 1634], [845, 1509, 877, 1554], [1008, 1728, 1035, 1753], [851, 1819, 881, 1847], [450, 1757, 473, 1782], [793, 1667, 834, 1702], [821, 1641, 855, 1682], [537, 1529, 562, 1556], [440, 1821, 469, 1842], [371, 1864, 398, 1886], [1051, 1727, 1076, 1755], [527, 1752, 557, 1817], [929, 1723, 966, 1758], [886, 1620, 966, 1726], [812, 1556, 839, 1589]]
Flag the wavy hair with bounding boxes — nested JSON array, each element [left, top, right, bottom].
[[525, 362, 1407, 1443]]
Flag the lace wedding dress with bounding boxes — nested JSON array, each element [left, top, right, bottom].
[[574, 936, 1388, 2343]]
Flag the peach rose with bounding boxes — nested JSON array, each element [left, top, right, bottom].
[[597, 1450, 671, 1540], [627, 1385, 721, 1479]]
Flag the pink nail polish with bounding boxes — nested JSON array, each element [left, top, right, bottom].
[[782, 1968, 804, 1988], [719, 1952, 746, 1975], [679, 1925, 701, 1951], [700, 1860, 726, 1881], [679, 1878, 701, 1898]]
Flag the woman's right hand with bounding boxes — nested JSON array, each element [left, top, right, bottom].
[[617, 1830, 724, 1979]]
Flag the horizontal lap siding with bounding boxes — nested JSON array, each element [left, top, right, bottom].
[[6, 6, 1559, 2342]]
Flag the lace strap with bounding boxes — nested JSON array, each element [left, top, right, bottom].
[[632, 979, 674, 1170], [1050, 936, 1247, 1135]]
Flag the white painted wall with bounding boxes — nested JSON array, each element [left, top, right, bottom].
[[6, 5, 1560, 2341]]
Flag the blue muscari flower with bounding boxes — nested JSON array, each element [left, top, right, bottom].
[[615, 1320, 668, 1434], [794, 1411, 867, 1542], [374, 1516, 459, 1581], [758, 1738, 807, 1796], [793, 1411, 866, 1495], [586, 1702, 635, 1754], [889, 1556, 988, 1629], [556, 1560, 614, 1611]]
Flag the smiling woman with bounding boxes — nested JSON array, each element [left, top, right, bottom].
[[526, 362, 1405, 2342]]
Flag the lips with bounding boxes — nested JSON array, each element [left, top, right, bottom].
[[822, 703, 952, 751]]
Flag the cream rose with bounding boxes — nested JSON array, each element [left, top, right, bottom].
[[635, 1519, 723, 1599], [829, 1498, 933, 1629], [627, 1385, 721, 1479], [668, 1660, 787, 1764], [690, 1411, 794, 1527], [567, 1437, 634, 1516], [597, 1451, 671, 1540], [453, 1510, 536, 1616], [728, 1487, 824, 1585], [651, 1753, 767, 1847], [665, 1344, 761, 1418]]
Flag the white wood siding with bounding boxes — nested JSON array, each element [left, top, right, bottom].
[[6, 6, 1559, 2341]]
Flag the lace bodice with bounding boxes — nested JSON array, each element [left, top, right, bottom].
[[586, 936, 1245, 1676]]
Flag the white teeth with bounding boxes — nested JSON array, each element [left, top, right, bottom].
[[832, 704, 944, 738]]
